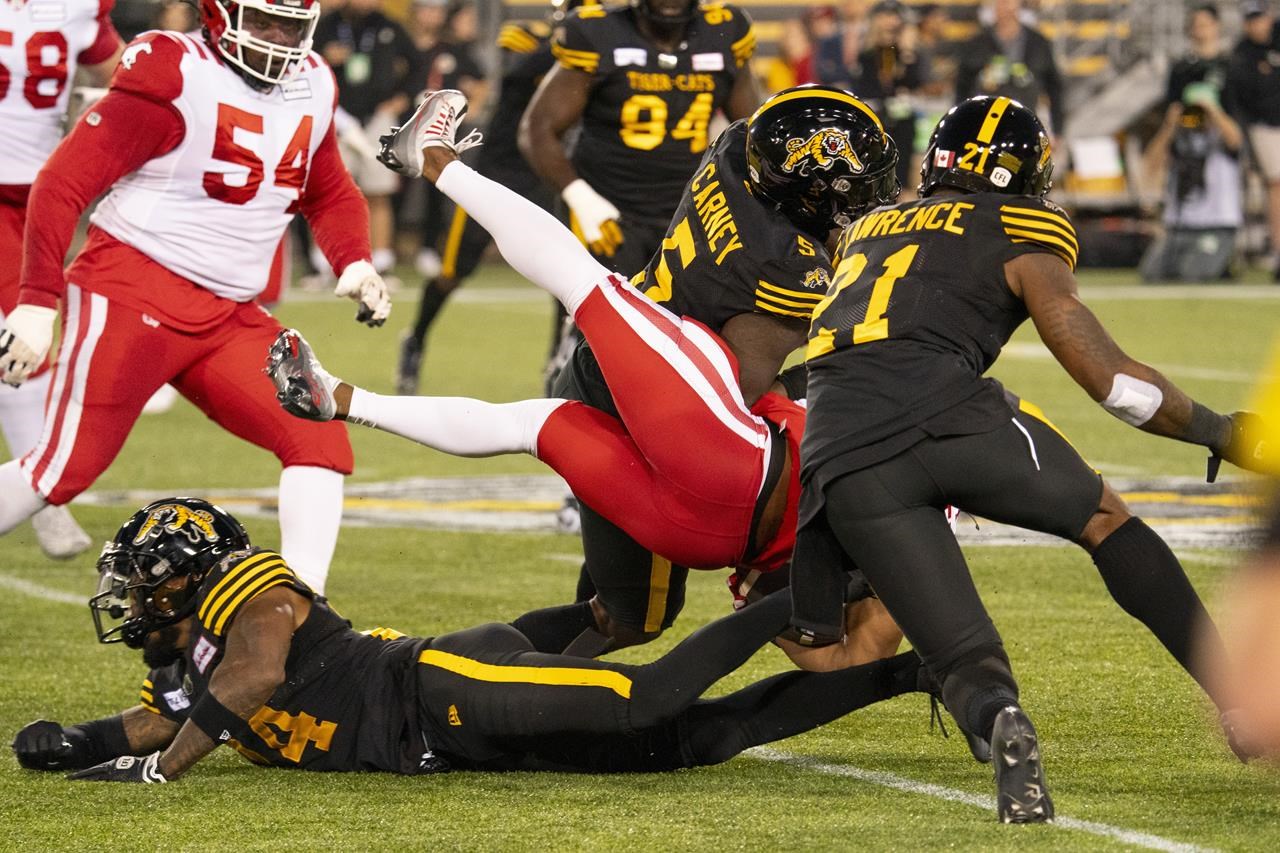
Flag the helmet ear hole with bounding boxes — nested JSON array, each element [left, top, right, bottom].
[[746, 85, 899, 236]]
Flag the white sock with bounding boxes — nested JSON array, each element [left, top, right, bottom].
[[371, 247, 396, 274], [0, 372, 53, 457], [348, 387, 563, 457], [0, 459, 48, 535], [278, 466, 344, 594], [435, 160, 604, 316]]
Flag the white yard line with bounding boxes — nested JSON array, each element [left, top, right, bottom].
[[748, 748, 1217, 853], [0, 573, 86, 606]]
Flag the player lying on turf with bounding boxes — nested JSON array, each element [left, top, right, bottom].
[[11, 498, 928, 781], [267, 89, 904, 672]]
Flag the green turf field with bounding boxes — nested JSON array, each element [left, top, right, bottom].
[[2, 267, 1279, 851]]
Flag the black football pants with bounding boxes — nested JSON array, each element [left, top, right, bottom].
[[800, 411, 1102, 740]]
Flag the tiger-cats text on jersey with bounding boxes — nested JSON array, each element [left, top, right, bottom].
[[552, 2, 755, 224], [633, 119, 832, 332], [800, 191, 1079, 489]]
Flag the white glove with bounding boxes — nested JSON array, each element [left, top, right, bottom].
[[333, 260, 392, 327], [0, 304, 57, 387], [561, 179, 624, 257]]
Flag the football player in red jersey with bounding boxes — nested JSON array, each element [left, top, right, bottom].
[[0, 0, 391, 593], [0, 0, 122, 558]]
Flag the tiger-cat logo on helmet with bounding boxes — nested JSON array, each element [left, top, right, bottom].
[[781, 129, 864, 176], [132, 504, 221, 546]]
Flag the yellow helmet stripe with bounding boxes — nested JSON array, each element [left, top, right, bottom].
[[750, 88, 885, 135], [976, 96, 1013, 144]]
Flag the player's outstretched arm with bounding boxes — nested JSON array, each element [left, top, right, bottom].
[[1009, 252, 1265, 475], [13, 707, 177, 772]]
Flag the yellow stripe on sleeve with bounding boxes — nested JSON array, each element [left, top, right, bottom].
[[756, 300, 814, 319], [1000, 205, 1077, 237], [497, 24, 537, 53], [551, 42, 599, 73], [418, 650, 633, 699], [197, 551, 283, 622], [1004, 227, 1079, 267], [1009, 238, 1076, 270], [999, 214, 1079, 252], [756, 279, 825, 302], [210, 571, 294, 636], [731, 26, 757, 65], [755, 290, 824, 311]]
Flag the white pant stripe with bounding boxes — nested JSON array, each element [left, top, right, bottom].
[[21, 286, 81, 485], [35, 289, 108, 496], [596, 280, 769, 449]]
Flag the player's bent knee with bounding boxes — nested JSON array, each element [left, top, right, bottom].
[[1078, 482, 1133, 552]]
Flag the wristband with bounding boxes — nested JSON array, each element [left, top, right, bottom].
[[66, 714, 132, 767], [187, 694, 253, 745]]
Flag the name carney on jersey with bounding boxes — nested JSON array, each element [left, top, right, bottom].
[[688, 159, 744, 265]]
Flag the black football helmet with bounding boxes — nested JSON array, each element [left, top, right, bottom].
[[920, 95, 1054, 198], [746, 84, 900, 237], [551, 0, 591, 22], [632, 0, 697, 26], [90, 498, 250, 648]]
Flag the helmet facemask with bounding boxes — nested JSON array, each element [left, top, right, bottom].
[[91, 547, 201, 649], [206, 0, 319, 88]]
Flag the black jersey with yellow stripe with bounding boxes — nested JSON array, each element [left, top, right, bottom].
[[483, 20, 555, 170], [140, 548, 432, 774], [800, 191, 1079, 482], [633, 119, 832, 333], [552, 2, 755, 223]]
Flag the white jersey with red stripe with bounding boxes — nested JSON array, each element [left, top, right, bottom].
[[0, 0, 115, 184], [89, 31, 337, 301]]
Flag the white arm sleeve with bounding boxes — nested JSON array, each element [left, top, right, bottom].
[[435, 160, 607, 316]]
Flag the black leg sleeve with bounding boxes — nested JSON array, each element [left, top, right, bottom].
[[409, 279, 451, 343], [1091, 516, 1225, 708], [510, 601, 598, 654], [678, 651, 925, 767], [625, 590, 793, 730]]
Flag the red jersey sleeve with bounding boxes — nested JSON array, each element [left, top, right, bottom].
[[78, 0, 122, 66], [20, 91, 185, 307], [299, 122, 372, 274]]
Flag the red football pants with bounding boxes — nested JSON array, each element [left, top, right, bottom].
[[535, 276, 772, 569], [21, 285, 353, 504]]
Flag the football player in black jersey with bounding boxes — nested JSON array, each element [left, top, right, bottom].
[[395, 0, 583, 396], [11, 498, 928, 781], [788, 96, 1274, 822], [519, 0, 760, 276]]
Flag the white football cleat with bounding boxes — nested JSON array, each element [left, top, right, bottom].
[[377, 89, 483, 178], [30, 504, 93, 560]]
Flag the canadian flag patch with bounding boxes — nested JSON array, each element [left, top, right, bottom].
[[934, 149, 956, 168]]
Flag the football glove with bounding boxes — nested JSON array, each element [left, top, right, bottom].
[[377, 89, 483, 179], [562, 179, 624, 257], [0, 304, 57, 386], [333, 260, 392, 327], [1207, 411, 1274, 483], [12, 720, 88, 771], [67, 752, 167, 783]]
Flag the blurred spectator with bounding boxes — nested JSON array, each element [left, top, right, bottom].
[[762, 18, 815, 92], [154, 0, 197, 33], [914, 3, 956, 99], [955, 0, 1063, 138], [1230, 0, 1280, 280], [314, 0, 421, 278], [854, 2, 923, 193], [407, 0, 487, 278], [1140, 4, 1244, 282], [814, 0, 870, 88]]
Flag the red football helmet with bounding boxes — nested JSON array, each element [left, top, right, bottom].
[[200, 0, 320, 87]]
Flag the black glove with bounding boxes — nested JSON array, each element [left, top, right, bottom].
[[1208, 411, 1272, 483], [12, 720, 87, 771], [67, 752, 167, 783]]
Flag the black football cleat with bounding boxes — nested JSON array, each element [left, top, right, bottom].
[[265, 329, 339, 422], [992, 705, 1054, 824], [396, 330, 423, 396]]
